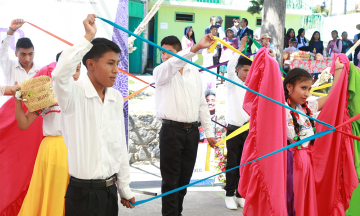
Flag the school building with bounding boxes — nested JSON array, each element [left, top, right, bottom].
[[129, 0, 314, 74]]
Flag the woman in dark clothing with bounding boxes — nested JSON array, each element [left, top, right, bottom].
[[284, 28, 295, 48], [309, 31, 324, 54], [341, 31, 354, 61]]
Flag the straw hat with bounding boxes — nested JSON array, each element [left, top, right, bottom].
[[261, 33, 272, 39]]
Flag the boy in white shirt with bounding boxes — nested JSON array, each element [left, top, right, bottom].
[[153, 34, 216, 216], [224, 37, 251, 210], [52, 14, 134, 216]]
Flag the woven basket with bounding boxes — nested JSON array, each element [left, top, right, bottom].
[[19, 76, 57, 112]]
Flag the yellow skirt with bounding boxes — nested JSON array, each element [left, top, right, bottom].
[[18, 136, 69, 216]]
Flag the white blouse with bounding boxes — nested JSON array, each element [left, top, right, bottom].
[[34, 103, 62, 137], [0, 85, 5, 96], [286, 99, 318, 147]]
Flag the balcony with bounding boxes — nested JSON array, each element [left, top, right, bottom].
[[149, 0, 312, 14]]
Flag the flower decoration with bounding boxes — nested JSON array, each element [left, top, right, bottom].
[[15, 90, 22, 100]]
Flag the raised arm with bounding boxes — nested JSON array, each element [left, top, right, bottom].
[[14, 98, 38, 130], [0, 19, 24, 79], [316, 57, 344, 110], [154, 34, 215, 86], [52, 15, 95, 112]]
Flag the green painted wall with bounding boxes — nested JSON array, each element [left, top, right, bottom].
[[153, 6, 305, 65]]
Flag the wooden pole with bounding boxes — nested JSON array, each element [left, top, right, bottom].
[[329, 0, 333, 16]]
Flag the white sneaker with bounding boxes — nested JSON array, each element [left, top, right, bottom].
[[225, 196, 238, 210], [235, 197, 245, 208]]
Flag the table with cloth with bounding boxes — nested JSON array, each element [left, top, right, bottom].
[[286, 59, 333, 73]]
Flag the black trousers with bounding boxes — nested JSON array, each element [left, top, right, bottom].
[[159, 124, 200, 216], [65, 183, 118, 216], [224, 128, 249, 197]]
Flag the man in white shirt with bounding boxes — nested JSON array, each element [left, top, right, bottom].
[[0, 19, 40, 86], [153, 34, 217, 216], [224, 37, 251, 210], [230, 18, 240, 37], [52, 14, 134, 215]]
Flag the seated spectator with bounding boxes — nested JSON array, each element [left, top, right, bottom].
[[296, 28, 309, 50], [341, 31, 354, 61], [205, 16, 216, 35], [309, 31, 324, 54], [284, 38, 299, 53], [326, 30, 342, 55], [284, 28, 295, 48], [219, 28, 238, 84]]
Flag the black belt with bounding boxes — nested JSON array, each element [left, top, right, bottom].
[[70, 174, 117, 188], [227, 123, 248, 131], [162, 119, 200, 129]]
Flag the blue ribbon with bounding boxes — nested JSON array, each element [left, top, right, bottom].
[[128, 129, 334, 206], [97, 16, 335, 130]]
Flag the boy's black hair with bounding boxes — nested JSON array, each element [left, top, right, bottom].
[[205, 89, 216, 97], [56, 51, 62, 62], [160, 36, 182, 52], [232, 18, 239, 25], [236, 57, 252, 69], [82, 38, 121, 69], [210, 25, 218, 31], [283, 68, 315, 145], [242, 18, 248, 26], [16, 38, 34, 51]]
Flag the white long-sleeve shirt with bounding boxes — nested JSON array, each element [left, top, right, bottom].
[[225, 53, 250, 127], [52, 37, 133, 200], [153, 47, 214, 138], [0, 35, 40, 85]]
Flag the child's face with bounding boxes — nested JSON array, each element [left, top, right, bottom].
[[210, 28, 218, 36], [90, 51, 120, 87], [206, 94, 216, 112], [227, 30, 234, 38], [161, 44, 178, 62], [290, 42, 297, 48], [73, 63, 81, 81], [286, 79, 312, 105], [236, 64, 251, 82]]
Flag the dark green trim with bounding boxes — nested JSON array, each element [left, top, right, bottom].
[[175, 12, 195, 23]]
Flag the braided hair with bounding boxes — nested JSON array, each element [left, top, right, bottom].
[[284, 68, 316, 145]]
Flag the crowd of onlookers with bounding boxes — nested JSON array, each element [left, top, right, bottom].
[[180, 16, 360, 72]]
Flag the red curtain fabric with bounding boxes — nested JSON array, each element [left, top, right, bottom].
[[239, 47, 288, 216], [310, 54, 358, 215], [0, 97, 43, 215]]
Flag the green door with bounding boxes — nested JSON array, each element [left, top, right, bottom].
[[129, 1, 144, 74]]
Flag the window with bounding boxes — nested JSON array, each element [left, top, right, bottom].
[[175, 13, 194, 22], [256, 18, 262, 26], [225, 16, 240, 30]]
